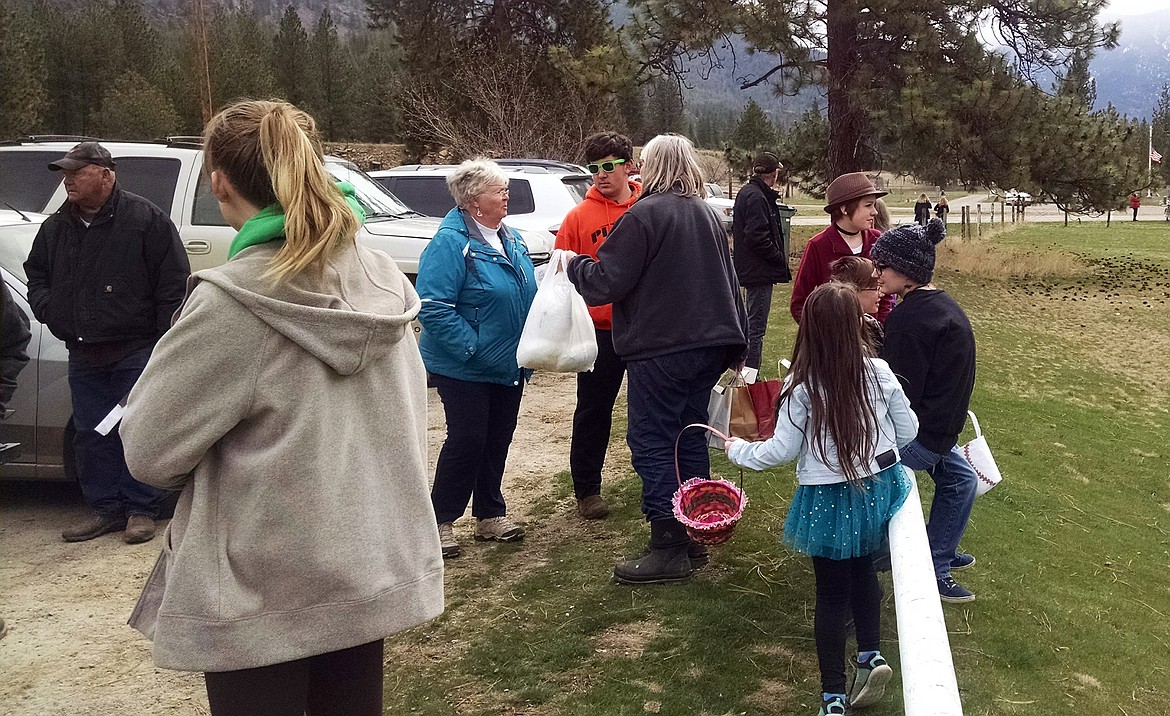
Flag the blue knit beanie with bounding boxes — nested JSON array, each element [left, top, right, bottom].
[[871, 218, 946, 285]]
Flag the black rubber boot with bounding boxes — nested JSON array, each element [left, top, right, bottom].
[[613, 519, 693, 584], [625, 539, 709, 568]]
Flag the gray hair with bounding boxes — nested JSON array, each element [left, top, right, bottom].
[[639, 134, 706, 198], [446, 158, 509, 209]]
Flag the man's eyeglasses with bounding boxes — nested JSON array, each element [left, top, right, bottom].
[[873, 262, 888, 272], [586, 159, 627, 175]]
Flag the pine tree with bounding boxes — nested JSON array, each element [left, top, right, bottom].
[[309, 8, 358, 141], [1152, 86, 1170, 187], [272, 5, 315, 110], [0, 0, 49, 136], [88, 71, 181, 140], [731, 100, 778, 153]]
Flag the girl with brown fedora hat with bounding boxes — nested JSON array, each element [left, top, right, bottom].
[[789, 172, 895, 324]]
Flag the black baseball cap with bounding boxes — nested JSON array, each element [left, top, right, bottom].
[[48, 142, 117, 171], [752, 152, 782, 174]]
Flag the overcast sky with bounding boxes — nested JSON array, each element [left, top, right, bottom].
[[1102, 0, 1170, 17]]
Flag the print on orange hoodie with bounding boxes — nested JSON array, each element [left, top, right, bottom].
[[554, 181, 641, 330]]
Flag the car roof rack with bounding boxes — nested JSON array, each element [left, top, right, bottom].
[[0, 135, 103, 146], [495, 158, 588, 174], [156, 136, 205, 148]]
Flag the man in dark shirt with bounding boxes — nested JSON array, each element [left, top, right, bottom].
[[873, 219, 980, 603], [731, 152, 791, 370], [24, 142, 190, 545]]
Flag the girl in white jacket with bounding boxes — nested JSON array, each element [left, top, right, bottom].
[[724, 282, 919, 716]]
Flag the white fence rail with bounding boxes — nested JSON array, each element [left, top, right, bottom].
[[888, 465, 964, 715]]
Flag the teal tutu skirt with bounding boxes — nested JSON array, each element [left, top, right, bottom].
[[782, 464, 911, 560]]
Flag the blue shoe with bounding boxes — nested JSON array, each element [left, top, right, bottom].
[[938, 575, 976, 603], [817, 696, 847, 715], [950, 552, 976, 571], [849, 653, 893, 707]]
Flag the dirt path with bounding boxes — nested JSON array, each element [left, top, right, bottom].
[[0, 372, 581, 716]]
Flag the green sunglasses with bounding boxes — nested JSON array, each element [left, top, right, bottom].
[[586, 159, 627, 174]]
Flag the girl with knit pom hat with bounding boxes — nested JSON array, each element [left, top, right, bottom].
[[872, 218, 982, 604]]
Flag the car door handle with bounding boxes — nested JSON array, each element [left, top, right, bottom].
[[184, 240, 212, 255]]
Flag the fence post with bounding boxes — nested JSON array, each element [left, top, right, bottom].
[[977, 204, 982, 238], [889, 466, 965, 715], [1000, 203, 1005, 224]]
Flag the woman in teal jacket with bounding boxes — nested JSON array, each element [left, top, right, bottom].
[[416, 159, 537, 559]]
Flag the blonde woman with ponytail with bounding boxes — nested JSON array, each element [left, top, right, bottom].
[[120, 99, 444, 715]]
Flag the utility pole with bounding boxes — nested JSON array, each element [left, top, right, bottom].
[[192, 0, 213, 126]]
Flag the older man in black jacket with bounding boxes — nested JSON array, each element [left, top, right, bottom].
[[731, 152, 791, 370], [24, 142, 190, 545]]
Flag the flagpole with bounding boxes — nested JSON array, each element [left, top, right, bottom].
[[1150, 124, 1154, 198]]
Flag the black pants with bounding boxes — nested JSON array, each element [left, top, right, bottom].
[[569, 329, 626, 499], [430, 373, 524, 524], [743, 284, 774, 370], [811, 555, 882, 694], [204, 640, 384, 716]]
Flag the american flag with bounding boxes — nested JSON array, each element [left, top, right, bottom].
[[1153, 147, 1163, 164]]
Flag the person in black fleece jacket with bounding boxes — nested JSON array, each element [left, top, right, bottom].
[[872, 219, 980, 604], [568, 133, 747, 585]]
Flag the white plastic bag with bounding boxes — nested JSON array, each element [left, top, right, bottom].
[[516, 250, 598, 372], [960, 410, 1003, 496]]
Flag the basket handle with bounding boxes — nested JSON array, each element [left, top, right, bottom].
[[674, 422, 742, 488], [966, 410, 983, 438]]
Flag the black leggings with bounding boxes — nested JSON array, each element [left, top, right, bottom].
[[204, 640, 384, 716], [811, 555, 882, 694]]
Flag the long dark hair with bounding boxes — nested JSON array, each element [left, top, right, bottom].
[[777, 283, 879, 485]]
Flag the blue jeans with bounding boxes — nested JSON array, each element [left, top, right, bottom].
[[900, 440, 978, 579], [429, 373, 524, 524], [68, 346, 165, 518], [625, 346, 730, 521], [742, 284, 774, 371]]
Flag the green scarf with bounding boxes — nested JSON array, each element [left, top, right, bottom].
[[227, 181, 366, 259]]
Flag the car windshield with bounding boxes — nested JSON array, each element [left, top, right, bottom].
[[324, 161, 420, 219]]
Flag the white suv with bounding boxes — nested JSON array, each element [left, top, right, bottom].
[[0, 139, 553, 276], [369, 163, 593, 237]]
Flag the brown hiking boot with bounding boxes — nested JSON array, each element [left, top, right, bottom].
[[123, 514, 157, 544], [437, 522, 461, 558], [474, 516, 524, 542], [62, 513, 124, 543], [577, 495, 610, 520]]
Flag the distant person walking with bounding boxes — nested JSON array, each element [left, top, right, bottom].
[[913, 193, 932, 226], [725, 283, 918, 716], [1130, 193, 1141, 221], [567, 134, 747, 585], [555, 132, 641, 520], [121, 99, 444, 716], [872, 219, 980, 604], [24, 141, 190, 545], [731, 151, 791, 370], [935, 192, 950, 223], [790, 172, 894, 324]]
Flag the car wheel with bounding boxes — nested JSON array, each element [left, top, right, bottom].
[[63, 417, 77, 483]]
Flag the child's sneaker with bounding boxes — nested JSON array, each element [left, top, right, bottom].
[[848, 653, 893, 707], [817, 695, 847, 715]]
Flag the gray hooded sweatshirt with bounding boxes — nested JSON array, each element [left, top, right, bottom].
[[122, 240, 444, 672]]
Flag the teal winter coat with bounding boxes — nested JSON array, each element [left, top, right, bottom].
[[416, 208, 537, 385]]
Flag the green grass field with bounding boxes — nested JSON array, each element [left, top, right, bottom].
[[383, 221, 1170, 715]]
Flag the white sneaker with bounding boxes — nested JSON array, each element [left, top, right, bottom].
[[437, 522, 460, 558], [474, 516, 524, 542]]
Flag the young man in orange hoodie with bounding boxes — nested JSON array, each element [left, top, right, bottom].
[[555, 132, 640, 520]]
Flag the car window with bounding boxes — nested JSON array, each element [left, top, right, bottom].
[[506, 179, 535, 215], [192, 171, 229, 226], [561, 176, 592, 203], [113, 157, 181, 215], [380, 177, 455, 217], [0, 152, 66, 212]]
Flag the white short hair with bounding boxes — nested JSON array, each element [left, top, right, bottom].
[[446, 159, 509, 209]]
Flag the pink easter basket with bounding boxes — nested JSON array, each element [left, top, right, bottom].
[[671, 423, 747, 546]]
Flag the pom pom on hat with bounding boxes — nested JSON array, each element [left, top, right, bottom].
[[871, 218, 947, 285]]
